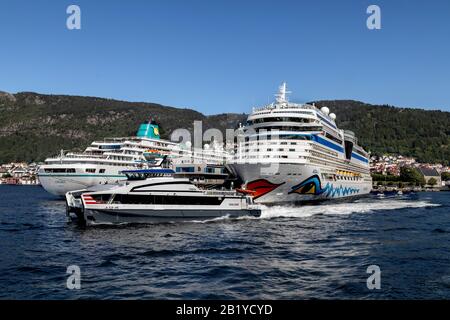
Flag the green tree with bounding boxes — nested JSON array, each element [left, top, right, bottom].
[[400, 167, 425, 185], [428, 178, 437, 187], [442, 172, 450, 181]]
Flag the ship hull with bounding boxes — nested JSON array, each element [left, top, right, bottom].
[[37, 163, 128, 196], [228, 163, 372, 204], [38, 174, 126, 196], [83, 208, 261, 224]]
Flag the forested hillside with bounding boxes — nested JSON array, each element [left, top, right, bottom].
[[313, 100, 450, 165], [0, 91, 448, 164]]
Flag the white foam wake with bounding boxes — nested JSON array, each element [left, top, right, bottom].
[[259, 199, 440, 219]]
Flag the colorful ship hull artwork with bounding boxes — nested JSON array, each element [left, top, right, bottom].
[[237, 179, 285, 200], [288, 175, 360, 198], [236, 174, 363, 203]]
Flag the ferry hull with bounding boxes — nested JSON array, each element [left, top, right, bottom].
[[83, 208, 261, 224], [229, 163, 372, 204]]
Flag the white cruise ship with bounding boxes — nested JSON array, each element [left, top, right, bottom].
[[228, 82, 372, 204], [38, 120, 231, 196]]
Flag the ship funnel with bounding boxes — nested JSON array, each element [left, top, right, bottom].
[[136, 119, 160, 139]]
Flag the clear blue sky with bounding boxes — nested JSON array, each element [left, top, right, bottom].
[[1, 0, 449, 114]]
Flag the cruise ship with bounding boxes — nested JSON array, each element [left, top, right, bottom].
[[38, 120, 231, 196], [228, 82, 372, 204]]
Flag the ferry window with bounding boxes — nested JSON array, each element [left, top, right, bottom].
[[91, 194, 112, 202], [99, 169, 105, 173], [289, 149, 295, 152], [277, 148, 284, 151], [115, 195, 224, 206], [290, 142, 297, 145], [267, 148, 272, 151], [86, 169, 96, 173], [67, 169, 76, 173]]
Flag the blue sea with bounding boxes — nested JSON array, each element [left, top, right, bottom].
[[0, 185, 449, 299]]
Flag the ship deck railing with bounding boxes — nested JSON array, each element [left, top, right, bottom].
[[47, 152, 107, 160], [252, 103, 317, 113], [203, 189, 242, 196]]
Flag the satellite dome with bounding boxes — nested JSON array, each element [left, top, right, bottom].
[[204, 144, 210, 150], [320, 107, 330, 115], [185, 141, 192, 148], [329, 113, 336, 120]]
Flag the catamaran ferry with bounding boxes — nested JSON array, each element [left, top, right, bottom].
[[38, 120, 231, 196], [65, 167, 260, 225], [228, 82, 372, 204]]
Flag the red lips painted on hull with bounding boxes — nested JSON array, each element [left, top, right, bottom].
[[237, 179, 285, 200]]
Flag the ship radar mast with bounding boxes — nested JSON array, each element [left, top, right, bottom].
[[275, 82, 291, 105]]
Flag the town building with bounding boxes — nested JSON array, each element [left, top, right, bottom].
[[417, 167, 442, 188]]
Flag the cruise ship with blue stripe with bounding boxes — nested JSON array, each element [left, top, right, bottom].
[[228, 82, 372, 204]]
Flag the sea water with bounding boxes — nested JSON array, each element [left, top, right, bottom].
[[0, 185, 449, 299]]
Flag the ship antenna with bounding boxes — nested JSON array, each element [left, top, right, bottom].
[[275, 81, 291, 105]]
